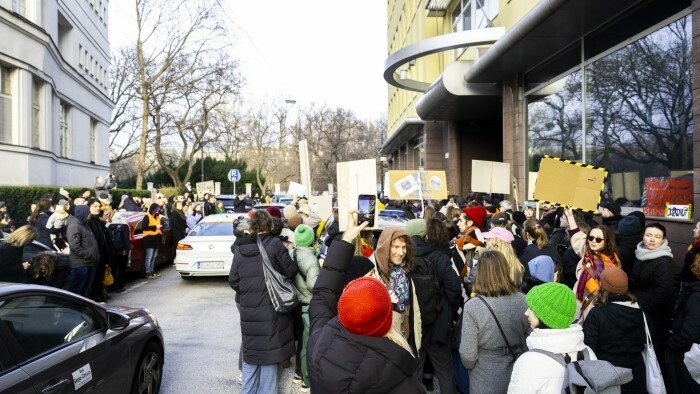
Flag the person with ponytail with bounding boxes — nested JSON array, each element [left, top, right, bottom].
[[574, 225, 622, 321], [519, 218, 562, 274]]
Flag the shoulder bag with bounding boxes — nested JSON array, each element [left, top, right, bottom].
[[258, 236, 298, 313], [477, 295, 522, 361], [642, 312, 667, 394]]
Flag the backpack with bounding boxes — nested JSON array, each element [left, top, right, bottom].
[[108, 224, 130, 254], [412, 251, 442, 326], [530, 348, 633, 393]]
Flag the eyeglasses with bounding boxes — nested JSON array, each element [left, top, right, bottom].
[[587, 236, 604, 243]]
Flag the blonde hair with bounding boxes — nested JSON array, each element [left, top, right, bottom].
[[487, 238, 524, 287], [524, 218, 548, 249], [473, 250, 517, 297], [5, 225, 38, 247]]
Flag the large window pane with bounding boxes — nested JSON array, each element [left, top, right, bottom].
[[0, 67, 10, 143], [586, 16, 692, 210], [527, 71, 583, 172]]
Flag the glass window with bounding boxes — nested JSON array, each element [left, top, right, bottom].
[[32, 79, 41, 148], [0, 66, 11, 143], [90, 118, 97, 162], [526, 15, 692, 215], [0, 295, 102, 360], [527, 71, 583, 172], [586, 17, 692, 210], [59, 102, 69, 157], [188, 222, 233, 237]]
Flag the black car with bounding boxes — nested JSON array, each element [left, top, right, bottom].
[[0, 283, 164, 393]]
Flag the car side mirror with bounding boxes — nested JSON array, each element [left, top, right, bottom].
[[106, 310, 131, 330]]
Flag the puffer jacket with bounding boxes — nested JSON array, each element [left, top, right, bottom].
[[291, 245, 320, 305], [308, 239, 422, 393], [411, 236, 463, 346], [583, 297, 646, 393], [65, 215, 99, 269], [507, 325, 596, 394], [229, 233, 298, 365]]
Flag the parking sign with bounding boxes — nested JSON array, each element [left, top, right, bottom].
[[228, 169, 241, 182]]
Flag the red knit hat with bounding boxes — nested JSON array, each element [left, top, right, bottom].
[[266, 206, 282, 219], [463, 206, 488, 228], [338, 277, 392, 337]]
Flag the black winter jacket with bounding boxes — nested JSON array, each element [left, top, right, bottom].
[[631, 254, 676, 340], [308, 240, 422, 393], [616, 232, 642, 275], [229, 233, 298, 365], [65, 216, 99, 269], [583, 296, 646, 394], [668, 281, 700, 355], [560, 248, 580, 289], [412, 236, 463, 346], [169, 210, 187, 243], [519, 244, 562, 271], [0, 243, 26, 283], [31, 210, 61, 249]]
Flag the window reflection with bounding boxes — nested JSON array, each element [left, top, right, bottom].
[[526, 15, 692, 213]]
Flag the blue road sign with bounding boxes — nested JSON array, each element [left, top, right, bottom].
[[228, 169, 241, 182]]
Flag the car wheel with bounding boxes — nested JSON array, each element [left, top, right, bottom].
[[131, 342, 163, 394]]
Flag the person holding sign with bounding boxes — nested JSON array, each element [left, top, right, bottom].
[[574, 225, 622, 322]]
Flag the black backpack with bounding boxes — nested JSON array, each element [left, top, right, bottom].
[[109, 224, 130, 254], [412, 252, 442, 326]]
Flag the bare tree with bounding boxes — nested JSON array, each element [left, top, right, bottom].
[[109, 47, 142, 164], [133, 0, 225, 189]]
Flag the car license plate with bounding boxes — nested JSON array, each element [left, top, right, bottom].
[[199, 262, 224, 270]]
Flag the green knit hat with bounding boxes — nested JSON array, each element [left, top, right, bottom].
[[526, 282, 576, 329], [295, 224, 315, 247]]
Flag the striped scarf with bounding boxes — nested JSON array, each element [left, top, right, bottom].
[[576, 248, 621, 302]]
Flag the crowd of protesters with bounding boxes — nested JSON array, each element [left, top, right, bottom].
[[228, 193, 700, 394], [3, 179, 700, 392]]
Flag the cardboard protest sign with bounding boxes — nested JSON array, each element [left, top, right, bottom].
[[527, 172, 538, 200], [337, 159, 378, 231], [309, 195, 333, 221], [471, 160, 511, 194], [288, 181, 306, 196], [642, 176, 693, 217], [196, 181, 215, 196], [386, 170, 448, 200], [610, 172, 641, 201], [532, 156, 607, 213]]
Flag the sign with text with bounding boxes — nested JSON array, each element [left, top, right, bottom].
[[643, 176, 693, 217], [337, 159, 378, 231], [665, 204, 693, 219], [471, 160, 511, 194], [532, 156, 608, 213], [387, 170, 448, 200], [196, 181, 215, 196]]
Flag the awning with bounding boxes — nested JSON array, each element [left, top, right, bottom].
[[381, 117, 424, 154], [466, 0, 690, 84], [416, 60, 501, 121]]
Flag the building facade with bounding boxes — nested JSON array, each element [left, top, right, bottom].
[[0, 0, 112, 186], [383, 0, 696, 259]]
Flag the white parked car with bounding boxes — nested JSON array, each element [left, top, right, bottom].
[[175, 213, 247, 279]]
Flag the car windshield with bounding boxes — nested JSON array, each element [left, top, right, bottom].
[[188, 222, 233, 236]]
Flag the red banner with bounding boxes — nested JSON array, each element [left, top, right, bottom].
[[642, 177, 693, 217]]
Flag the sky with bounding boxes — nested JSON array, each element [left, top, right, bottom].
[[108, 1, 389, 120]]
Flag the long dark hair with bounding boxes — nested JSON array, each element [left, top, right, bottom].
[[30, 198, 52, 223]]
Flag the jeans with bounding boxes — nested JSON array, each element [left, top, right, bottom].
[[144, 248, 158, 274], [241, 363, 278, 394], [69, 266, 93, 297], [301, 306, 310, 386]]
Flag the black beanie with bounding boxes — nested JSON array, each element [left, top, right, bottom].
[[344, 256, 375, 287]]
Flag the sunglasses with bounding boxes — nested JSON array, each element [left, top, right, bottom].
[[587, 236, 604, 243]]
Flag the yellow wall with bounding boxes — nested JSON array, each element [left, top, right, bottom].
[[386, 0, 540, 134]]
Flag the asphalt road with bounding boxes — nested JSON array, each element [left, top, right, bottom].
[[105, 263, 301, 393]]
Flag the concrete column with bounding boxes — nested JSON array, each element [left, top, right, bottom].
[[503, 75, 526, 208]]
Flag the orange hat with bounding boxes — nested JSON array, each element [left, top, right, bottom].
[[338, 277, 392, 337]]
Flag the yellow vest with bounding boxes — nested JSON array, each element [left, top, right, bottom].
[[142, 213, 162, 237]]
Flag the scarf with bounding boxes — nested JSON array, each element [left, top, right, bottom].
[[635, 240, 673, 261], [389, 264, 410, 312], [455, 225, 483, 251], [576, 248, 620, 302]]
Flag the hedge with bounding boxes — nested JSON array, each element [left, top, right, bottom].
[[0, 186, 152, 227]]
